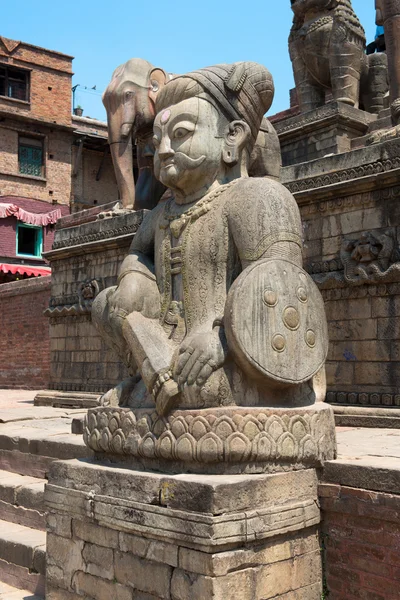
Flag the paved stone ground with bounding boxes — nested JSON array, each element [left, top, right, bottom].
[[0, 581, 42, 599], [0, 390, 399, 599]]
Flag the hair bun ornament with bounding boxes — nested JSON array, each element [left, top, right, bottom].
[[225, 63, 247, 94]]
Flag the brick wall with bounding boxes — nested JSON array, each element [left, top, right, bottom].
[[0, 37, 73, 126], [320, 482, 400, 600], [0, 122, 73, 207], [0, 276, 51, 388]]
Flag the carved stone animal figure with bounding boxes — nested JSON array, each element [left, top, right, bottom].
[[102, 58, 170, 210], [103, 59, 282, 210], [289, 0, 388, 114]]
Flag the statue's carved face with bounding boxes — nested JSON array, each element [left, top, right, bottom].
[[153, 97, 226, 197]]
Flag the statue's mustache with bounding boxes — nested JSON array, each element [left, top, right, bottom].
[[161, 152, 206, 170]]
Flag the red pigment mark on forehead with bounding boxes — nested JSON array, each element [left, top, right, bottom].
[[161, 109, 171, 124]]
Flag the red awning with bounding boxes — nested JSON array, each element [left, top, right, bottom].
[[0, 263, 51, 277]]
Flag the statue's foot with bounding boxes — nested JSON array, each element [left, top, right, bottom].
[[97, 203, 133, 220], [366, 125, 400, 146], [99, 376, 138, 407]]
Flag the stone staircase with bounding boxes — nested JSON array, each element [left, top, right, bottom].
[[0, 406, 91, 598]]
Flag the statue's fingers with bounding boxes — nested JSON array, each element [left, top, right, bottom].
[[196, 362, 214, 387], [174, 347, 194, 377], [186, 355, 208, 386], [178, 348, 201, 385]]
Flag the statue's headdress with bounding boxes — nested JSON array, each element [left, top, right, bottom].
[[156, 62, 274, 144]]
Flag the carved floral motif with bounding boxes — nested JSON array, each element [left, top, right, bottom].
[[84, 405, 336, 472]]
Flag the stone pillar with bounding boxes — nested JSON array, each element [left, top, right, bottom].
[[382, 0, 400, 123], [45, 459, 324, 600]]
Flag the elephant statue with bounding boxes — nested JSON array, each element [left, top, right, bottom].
[[103, 59, 281, 210], [102, 58, 172, 211], [289, 0, 388, 115]]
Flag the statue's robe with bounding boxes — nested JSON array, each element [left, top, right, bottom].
[[120, 177, 313, 409]]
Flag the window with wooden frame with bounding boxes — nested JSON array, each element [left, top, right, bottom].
[[16, 223, 43, 258], [0, 64, 29, 102], [18, 136, 44, 178]]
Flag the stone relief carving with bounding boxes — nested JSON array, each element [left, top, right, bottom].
[[341, 230, 400, 283], [84, 405, 336, 473], [327, 391, 400, 407], [286, 156, 400, 194], [45, 279, 103, 316], [308, 231, 400, 288], [289, 0, 388, 114], [89, 61, 335, 472]]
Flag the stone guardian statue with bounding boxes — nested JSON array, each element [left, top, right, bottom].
[[89, 62, 335, 473]]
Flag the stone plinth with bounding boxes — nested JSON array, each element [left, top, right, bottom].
[[84, 404, 336, 475], [34, 208, 145, 407], [274, 102, 376, 167], [45, 459, 324, 599]]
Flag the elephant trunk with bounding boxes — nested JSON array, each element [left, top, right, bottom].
[[109, 125, 136, 210]]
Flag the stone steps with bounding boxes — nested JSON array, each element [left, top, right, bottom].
[[0, 519, 46, 597], [0, 406, 92, 597], [0, 581, 43, 599], [0, 470, 46, 531], [0, 417, 92, 478]]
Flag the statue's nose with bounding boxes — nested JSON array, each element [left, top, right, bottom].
[[158, 136, 174, 158]]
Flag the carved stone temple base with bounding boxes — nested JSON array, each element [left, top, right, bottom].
[[274, 101, 376, 167], [45, 459, 324, 600], [83, 403, 336, 475]]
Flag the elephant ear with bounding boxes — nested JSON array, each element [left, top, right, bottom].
[[148, 68, 168, 108]]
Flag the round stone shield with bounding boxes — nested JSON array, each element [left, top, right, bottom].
[[224, 258, 328, 386]]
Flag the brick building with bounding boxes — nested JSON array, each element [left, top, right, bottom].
[[0, 35, 118, 283]]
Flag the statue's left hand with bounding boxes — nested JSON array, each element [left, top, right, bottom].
[[173, 329, 227, 387]]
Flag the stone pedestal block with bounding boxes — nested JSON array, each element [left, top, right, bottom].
[[45, 459, 323, 600], [274, 102, 376, 166]]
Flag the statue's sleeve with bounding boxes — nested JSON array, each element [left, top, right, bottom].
[[118, 205, 162, 282], [228, 179, 303, 269]]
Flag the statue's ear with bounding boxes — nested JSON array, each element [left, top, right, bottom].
[[222, 120, 251, 166], [149, 68, 168, 105]]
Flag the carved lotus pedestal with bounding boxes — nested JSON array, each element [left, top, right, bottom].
[[84, 403, 336, 474], [45, 404, 336, 600]]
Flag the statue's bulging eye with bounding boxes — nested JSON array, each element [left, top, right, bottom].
[[174, 128, 190, 139], [150, 80, 159, 92]]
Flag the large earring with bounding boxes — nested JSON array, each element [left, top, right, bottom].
[[222, 120, 251, 166]]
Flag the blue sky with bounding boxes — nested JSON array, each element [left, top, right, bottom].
[[2, 0, 376, 121]]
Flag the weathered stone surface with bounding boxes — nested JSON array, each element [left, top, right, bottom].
[[72, 571, 133, 600], [49, 458, 318, 514], [73, 519, 119, 548], [82, 542, 114, 580], [47, 513, 72, 538], [46, 533, 85, 589], [177, 527, 319, 577], [115, 551, 172, 598]]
